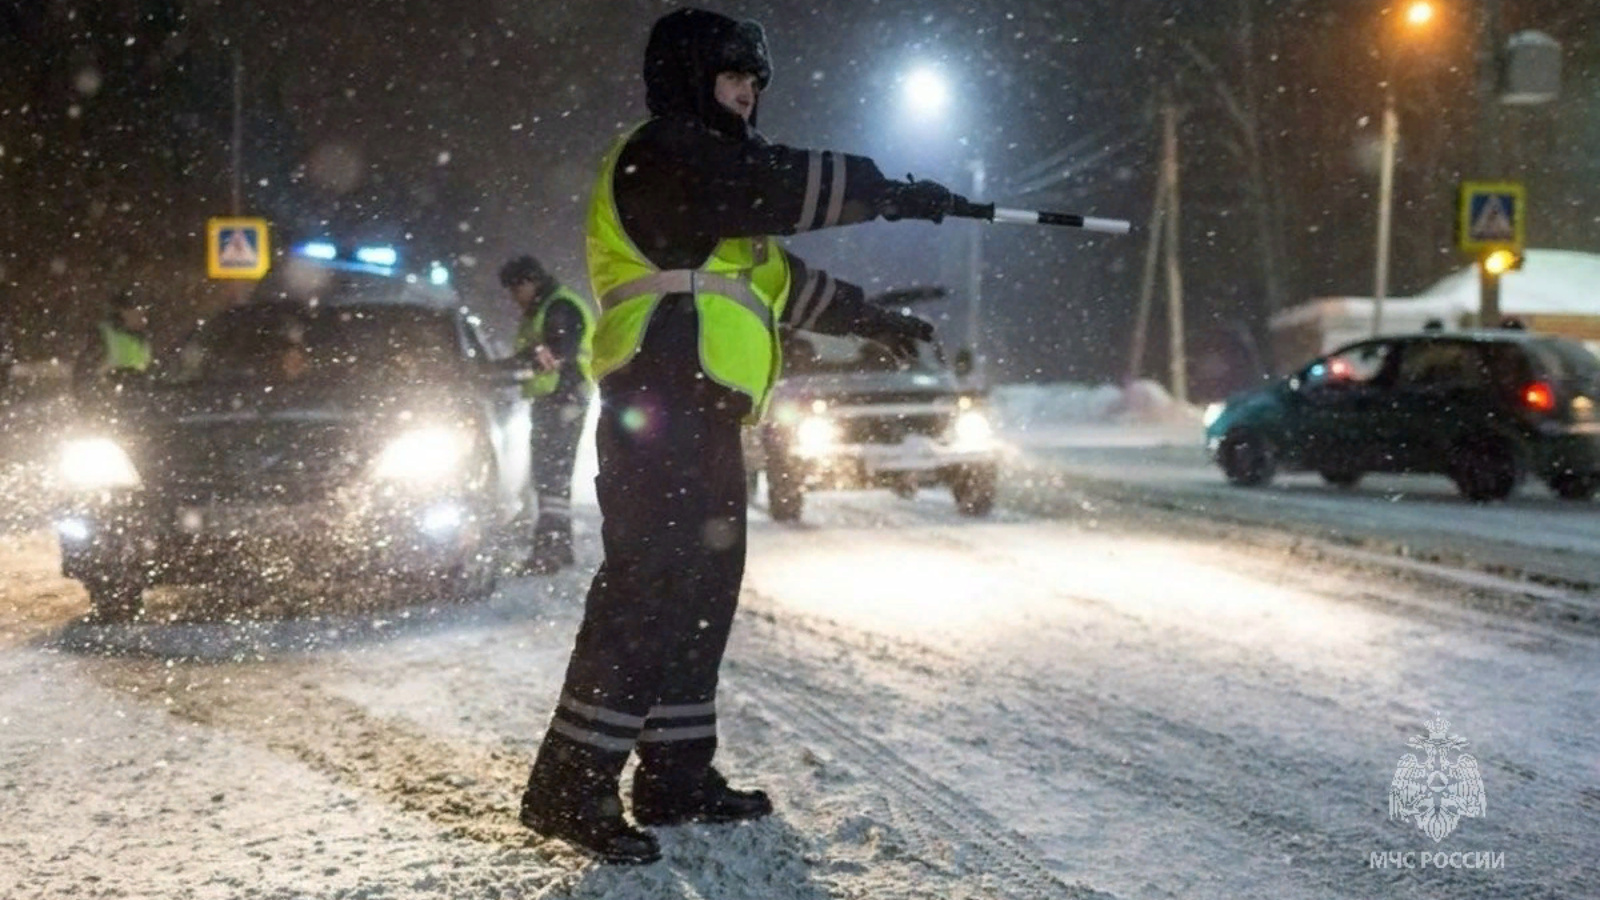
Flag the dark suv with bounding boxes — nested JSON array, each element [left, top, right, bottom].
[[1204, 330, 1600, 501], [54, 264, 531, 620]]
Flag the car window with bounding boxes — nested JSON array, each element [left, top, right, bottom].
[[1483, 342, 1536, 392], [171, 304, 461, 385], [1395, 341, 1490, 390], [1306, 342, 1392, 387], [1528, 339, 1600, 383]]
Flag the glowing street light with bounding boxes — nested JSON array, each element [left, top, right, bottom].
[[901, 66, 949, 118], [1372, 1, 1441, 336], [897, 63, 987, 383]]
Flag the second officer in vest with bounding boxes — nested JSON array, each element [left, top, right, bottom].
[[517, 7, 965, 863], [75, 289, 153, 393], [499, 254, 595, 574]]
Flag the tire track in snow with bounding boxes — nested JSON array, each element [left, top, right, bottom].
[[731, 659, 1113, 900], [87, 658, 596, 870]]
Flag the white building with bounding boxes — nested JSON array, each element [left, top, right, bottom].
[[1268, 249, 1600, 371]]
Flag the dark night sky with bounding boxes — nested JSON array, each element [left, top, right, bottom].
[[3, 0, 1597, 395]]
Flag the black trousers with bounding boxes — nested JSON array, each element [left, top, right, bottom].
[[527, 370, 749, 801], [529, 392, 588, 557]]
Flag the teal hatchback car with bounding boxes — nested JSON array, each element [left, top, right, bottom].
[[1204, 330, 1600, 502]]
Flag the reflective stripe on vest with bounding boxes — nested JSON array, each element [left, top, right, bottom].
[[584, 123, 792, 418], [98, 321, 152, 373]]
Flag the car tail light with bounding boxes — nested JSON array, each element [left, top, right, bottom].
[[1523, 381, 1557, 414]]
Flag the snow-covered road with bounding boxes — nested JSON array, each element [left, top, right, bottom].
[[1, 463, 1597, 899]]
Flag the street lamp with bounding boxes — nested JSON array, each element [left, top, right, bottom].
[[898, 64, 987, 383], [901, 66, 950, 119], [1371, 1, 1438, 336]]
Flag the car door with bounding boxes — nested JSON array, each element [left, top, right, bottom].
[[461, 316, 531, 522], [1386, 339, 1496, 471], [1291, 340, 1398, 471]]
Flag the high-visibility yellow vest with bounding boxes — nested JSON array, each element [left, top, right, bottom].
[[514, 285, 595, 399], [584, 124, 792, 421], [97, 321, 152, 373]]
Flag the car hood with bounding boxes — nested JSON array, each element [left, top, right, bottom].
[[774, 370, 963, 405]]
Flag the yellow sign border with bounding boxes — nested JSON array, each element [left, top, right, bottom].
[[207, 217, 271, 279], [1457, 181, 1525, 254]]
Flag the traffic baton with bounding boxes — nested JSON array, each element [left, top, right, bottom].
[[952, 199, 1132, 235]]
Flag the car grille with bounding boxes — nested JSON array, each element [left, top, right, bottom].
[[839, 413, 950, 444], [150, 421, 365, 504]]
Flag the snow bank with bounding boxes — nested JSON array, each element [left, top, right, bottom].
[[989, 379, 1204, 449]]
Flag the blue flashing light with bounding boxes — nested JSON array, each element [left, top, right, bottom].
[[355, 246, 399, 267], [429, 263, 450, 286], [299, 241, 338, 260]]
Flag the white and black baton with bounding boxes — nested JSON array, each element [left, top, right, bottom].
[[952, 199, 1132, 235]]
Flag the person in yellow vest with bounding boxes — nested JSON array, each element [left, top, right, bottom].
[[518, 8, 963, 864], [499, 254, 596, 574], [74, 289, 153, 391]]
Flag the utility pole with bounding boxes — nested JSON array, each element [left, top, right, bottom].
[[1127, 144, 1169, 385], [231, 45, 243, 216], [1371, 89, 1398, 336], [964, 157, 986, 385], [1161, 102, 1188, 404]]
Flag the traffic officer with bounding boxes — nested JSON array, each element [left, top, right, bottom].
[[518, 7, 964, 864], [74, 289, 152, 390], [499, 254, 595, 573]]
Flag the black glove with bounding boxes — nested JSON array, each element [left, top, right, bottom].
[[857, 307, 935, 361], [878, 176, 962, 223]]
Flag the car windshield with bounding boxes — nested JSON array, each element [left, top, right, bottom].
[[169, 303, 460, 387], [782, 332, 944, 376]]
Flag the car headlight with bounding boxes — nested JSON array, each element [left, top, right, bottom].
[[1203, 402, 1226, 428], [794, 415, 841, 457], [373, 427, 472, 484], [951, 410, 994, 447], [58, 437, 141, 490]]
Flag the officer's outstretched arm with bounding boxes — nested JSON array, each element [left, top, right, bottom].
[[639, 119, 959, 240], [781, 251, 933, 359]]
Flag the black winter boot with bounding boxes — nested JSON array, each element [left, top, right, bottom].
[[631, 766, 773, 827], [519, 787, 660, 864], [522, 532, 575, 575], [520, 738, 659, 864]]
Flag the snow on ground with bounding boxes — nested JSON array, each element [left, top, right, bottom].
[[4, 494, 1596, 898], [3, 382, 1598, 898]]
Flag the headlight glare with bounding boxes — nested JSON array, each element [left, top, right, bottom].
[[373, 427, 471, 484], [1203, 402, 1226, 428], [58, 437, 141, 490], [794, 416, 840, 457], [952, 410, 994, 447]]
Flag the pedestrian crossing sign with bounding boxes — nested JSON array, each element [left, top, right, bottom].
[[207, 217, 271, 279], [1457, 182, 1525, 254]]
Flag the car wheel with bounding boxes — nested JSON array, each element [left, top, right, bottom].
[[1219, 428, 1276, 487], [952, 464, 997, 517], [1320, 468, 1363, 489], [1548, 472, 1596, 501], [1448, 434, 1519, 502], [767, 460, 804, 523], [85, 576, 145, 623], [443, 556, 499, 602]]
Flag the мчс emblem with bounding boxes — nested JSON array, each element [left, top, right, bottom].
[[1388, 716, 1487, 842]]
